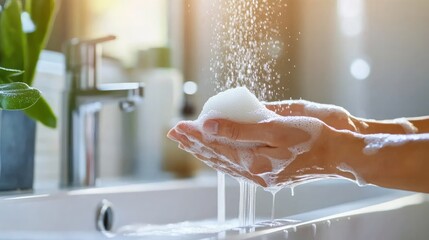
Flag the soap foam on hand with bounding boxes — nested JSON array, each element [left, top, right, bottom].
[[175, 86, 324, 188]]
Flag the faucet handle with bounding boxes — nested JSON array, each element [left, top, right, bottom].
[[65, 35, 117, 90]]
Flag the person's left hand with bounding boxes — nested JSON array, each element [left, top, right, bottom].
[[264, 100, 362, 132]]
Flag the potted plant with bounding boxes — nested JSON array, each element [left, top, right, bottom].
[[0, 0, 56, 190]]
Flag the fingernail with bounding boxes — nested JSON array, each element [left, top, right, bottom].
[[176, 123, 184, 131], [204, 120, 219, 134]]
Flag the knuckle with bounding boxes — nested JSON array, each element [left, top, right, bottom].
[[262, 121, 278, 143], [230, 126, 240, 140]]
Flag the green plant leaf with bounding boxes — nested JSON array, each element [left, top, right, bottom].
[[22, 0, 57, 128], [0, 82, 40, 110], [23, 96, 56, 128], [24, 0, 56, 86], [0, 0, 27, 83]]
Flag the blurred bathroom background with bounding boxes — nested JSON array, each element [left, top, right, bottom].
[[34, 0, 429, 187]]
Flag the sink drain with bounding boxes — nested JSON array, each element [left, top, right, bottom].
[[96, 199, 114, 234]]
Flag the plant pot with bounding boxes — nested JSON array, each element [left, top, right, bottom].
[[0, 110, 36, 191]]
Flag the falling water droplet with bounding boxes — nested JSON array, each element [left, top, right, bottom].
[[283, 230, 289, 239], [312, 224, 317, 239]]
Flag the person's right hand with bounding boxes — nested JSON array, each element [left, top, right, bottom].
[[265, 100, 364, 133], [167, 117, 348, 188]]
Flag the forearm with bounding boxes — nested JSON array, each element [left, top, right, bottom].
[[351, 116, 429, 134], [333, 131, 429, 193]]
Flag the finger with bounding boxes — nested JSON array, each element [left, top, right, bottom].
[[247, 153, 273, 175], [169, 122, 200, 146], [246, 146, 300, 176], [167, 128, 179, 142], [246, 146, 294, 176], [203, 119, 276, 144], [171, 130, 194, 149], [287, 100, 308, 114], [177, 128, 231, 162], [264, 102, 283, 113], [178, 135, 222, 163], [175, 121, 198, 134], [176, 124, 244, 164], [255, 146, 293, 160], [169, 130, 195, 150], [176, 124, 203, 142]]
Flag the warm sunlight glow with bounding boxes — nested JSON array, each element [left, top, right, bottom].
[[337, 0, 364, 37], [88, 0, 168, 65]]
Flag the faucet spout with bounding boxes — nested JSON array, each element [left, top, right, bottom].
[[61, 36, 143, 188], [76, 83, 144, 106]]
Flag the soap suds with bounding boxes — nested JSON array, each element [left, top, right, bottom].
[[362, 133, 426, 155], [363, 134, 410, 155], [337, 163, 367, 186], [391, 118, 418, 134], [117, 220, 238, 237]]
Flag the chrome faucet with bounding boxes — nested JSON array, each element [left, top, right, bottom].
[[61, 36, 144, 188]]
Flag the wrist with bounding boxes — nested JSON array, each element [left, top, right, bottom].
[[315, 125, 347, 173], [331, 130, 381, 185], [324, 128, 363, 180]]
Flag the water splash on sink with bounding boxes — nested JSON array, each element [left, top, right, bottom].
[[116, 218, 300, 239], [117, 220, 238, 238]]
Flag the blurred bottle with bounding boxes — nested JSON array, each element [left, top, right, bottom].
[[126, 47, 199, 180]]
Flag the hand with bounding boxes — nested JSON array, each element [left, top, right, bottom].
[[265, 100, 363, 133], [168, 117, 341, 188]]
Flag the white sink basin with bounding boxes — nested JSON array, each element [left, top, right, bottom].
[[0, 177, 427, 239]]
